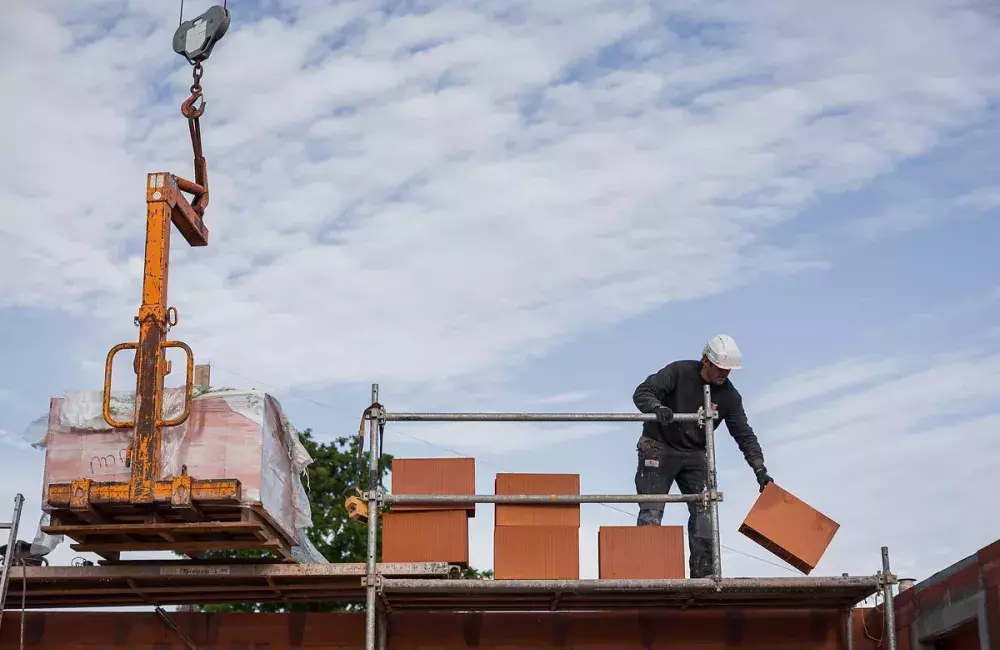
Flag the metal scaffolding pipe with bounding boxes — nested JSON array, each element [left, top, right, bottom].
[[845, 607, 855, 650], [381, 411, 702, 423], [365, 384, 380, 650], [881, 546, 897, 650], [0, 493, 25, 633], [703, 385, 723, 578], [379, 576, 883, 593], [383, 493, 720, 505]]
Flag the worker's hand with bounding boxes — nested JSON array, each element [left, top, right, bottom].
[[653, 405, 674, 426], [754, 467, 774, 493]]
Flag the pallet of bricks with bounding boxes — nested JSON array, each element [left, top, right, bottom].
[[382, 459, 688, 579]]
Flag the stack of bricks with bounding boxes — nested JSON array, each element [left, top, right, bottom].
[[493, 473, 580, 579], [381, 458, 475, 566]]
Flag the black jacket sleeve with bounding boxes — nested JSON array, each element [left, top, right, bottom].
[[722, 391, 765, 469], [633, 363, 678, 412]]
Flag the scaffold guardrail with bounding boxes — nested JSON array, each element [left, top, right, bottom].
[[358, 383, 899, 650]]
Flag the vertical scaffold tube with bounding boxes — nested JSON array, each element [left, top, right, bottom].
[[703, 384, 722, 578], [881, 546, 897, 650], [377, 605, 387, 650], [365, 383, 380, 650], [0, 493, 25, 632]]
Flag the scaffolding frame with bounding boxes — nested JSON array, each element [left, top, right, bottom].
[[0, 493, 25, 634], [360, 383, 899, 650]]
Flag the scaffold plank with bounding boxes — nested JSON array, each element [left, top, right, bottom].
[[1, 565, 880, 612]]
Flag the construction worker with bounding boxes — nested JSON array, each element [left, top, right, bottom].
[[632, 334, 772, 578]]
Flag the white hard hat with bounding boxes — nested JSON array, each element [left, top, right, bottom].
[[703, 334, 743, 370]]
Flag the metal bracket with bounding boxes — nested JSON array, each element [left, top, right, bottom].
[[877, 570, 898, 588], [362, 487, 386, 506], [696, 488, 724, 507], [362, 574, 385, 591]]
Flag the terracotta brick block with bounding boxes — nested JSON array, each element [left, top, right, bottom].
[[382, 510, 469, 565], [598, 526, 685, 579], [494, 526, 579, 579], [738, 482, 839, 574], [495, 473, 580, 527], [390, 457, 476, 516]]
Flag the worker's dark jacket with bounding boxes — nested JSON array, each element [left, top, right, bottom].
[[633, 360, 764, 468]]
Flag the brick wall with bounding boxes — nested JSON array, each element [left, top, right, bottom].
[[0, 609, 853, 649]]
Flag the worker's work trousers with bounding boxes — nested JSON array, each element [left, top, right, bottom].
[[634, 436, 713, 578]]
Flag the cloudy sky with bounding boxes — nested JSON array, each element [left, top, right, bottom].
[[2, 0, 999, 594]]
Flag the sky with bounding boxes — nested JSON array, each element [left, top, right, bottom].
[[1, 0, 1000, 604]]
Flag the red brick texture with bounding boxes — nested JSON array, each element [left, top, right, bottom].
[[0, 609, 855, 649], [598, 525, 685, 579], [492, 473, 582, 579], [737, 482, 839, 574], [390, 458, 476, 516], [494, 473, 581, 527], [381, 509, 470, 565], [494, 525, 580, 579]]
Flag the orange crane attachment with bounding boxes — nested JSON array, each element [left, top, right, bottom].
[[34, 7, 299, 563], [98, 6, 229, 505]]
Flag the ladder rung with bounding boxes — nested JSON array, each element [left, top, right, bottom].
[[0, 523, 11, 529]]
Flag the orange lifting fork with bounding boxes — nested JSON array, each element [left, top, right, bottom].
[[99, 5, 229, 506]]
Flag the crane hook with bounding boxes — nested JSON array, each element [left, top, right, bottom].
[[181, 89, 205, 119]]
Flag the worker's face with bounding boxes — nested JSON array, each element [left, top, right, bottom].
[[701, 357, 730, 385]]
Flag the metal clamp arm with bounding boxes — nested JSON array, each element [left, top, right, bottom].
[[158, 341, 195, 428], [103, 343, 139, 429]]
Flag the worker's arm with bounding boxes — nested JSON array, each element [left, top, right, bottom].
[[722, 392, 765, 469], [633, 363, 679, 413]]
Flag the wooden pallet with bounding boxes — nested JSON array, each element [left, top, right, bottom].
[[43, 476, 296, 562]]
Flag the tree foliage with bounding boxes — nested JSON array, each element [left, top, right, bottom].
[[194, 428, 491, 612]]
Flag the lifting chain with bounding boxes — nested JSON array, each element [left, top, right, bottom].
[[173, 3, 230, 213], [181, 61, 206, 197]]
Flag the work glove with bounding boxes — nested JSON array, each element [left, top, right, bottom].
[[754, 466, 774, 493], [653, 405, 674, 426]]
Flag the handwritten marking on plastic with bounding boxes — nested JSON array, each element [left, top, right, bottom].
[[90, 449, 128, 474]]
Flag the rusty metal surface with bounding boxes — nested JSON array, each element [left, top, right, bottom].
[[181, 61, 210, 218], [46, 477, 242, 509], [40, 498, 300, 562], [378, 576, 882, 612], [3, 562, 452, 609], [3, 567, 880, 611]]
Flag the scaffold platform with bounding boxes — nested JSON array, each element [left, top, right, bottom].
[[1, 562, 880, 612]]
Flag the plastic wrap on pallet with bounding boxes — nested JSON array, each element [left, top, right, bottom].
[[32, 387, 323, 559]]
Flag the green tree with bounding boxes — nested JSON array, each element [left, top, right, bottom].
[[195, 428, 491, 612]]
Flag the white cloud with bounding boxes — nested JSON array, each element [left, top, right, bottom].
[[722, 349, 1000, 580], [751, 357, 909, 414], [957, 185, 1000, 211], [385, 421, 617, 456], [2, 1, 999, 391]]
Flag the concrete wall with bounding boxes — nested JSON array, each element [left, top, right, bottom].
[[0, 609, 856, 649]]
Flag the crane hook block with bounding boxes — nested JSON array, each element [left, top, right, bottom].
[[173, 5, 231, 64]]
